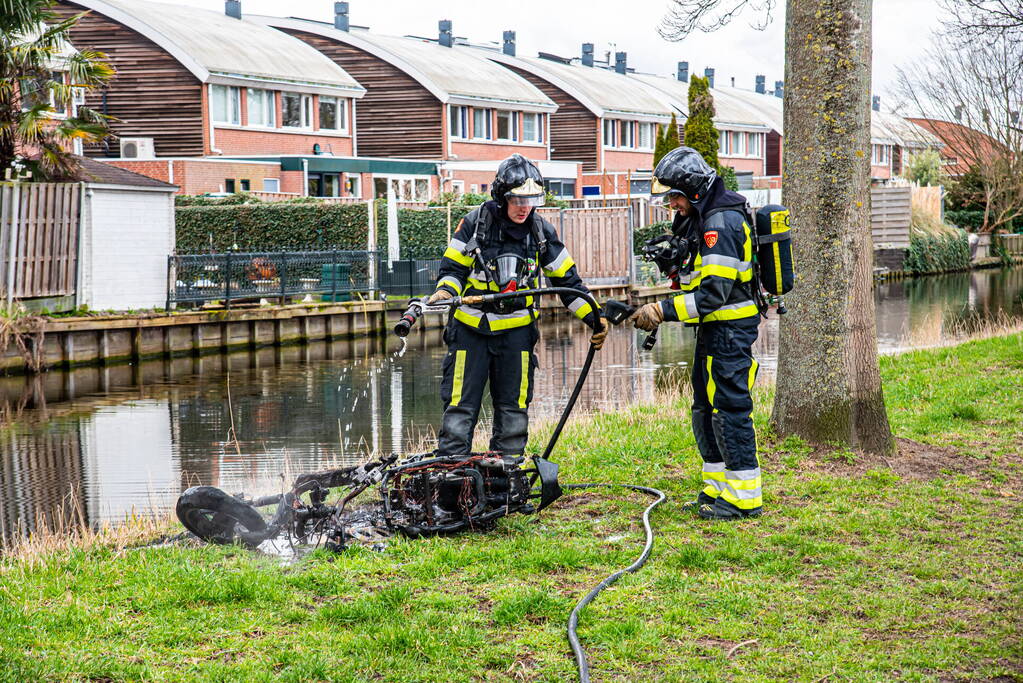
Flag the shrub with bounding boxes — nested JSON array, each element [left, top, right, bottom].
[[905, 149, 946, 187], [904, 207, 970, 274]]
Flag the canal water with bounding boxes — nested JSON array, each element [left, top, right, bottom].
[[2, 267, 1021, 542]]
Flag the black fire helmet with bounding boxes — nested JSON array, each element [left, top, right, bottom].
[[651, 146, 717, 205], [491, 154, 546, 208]]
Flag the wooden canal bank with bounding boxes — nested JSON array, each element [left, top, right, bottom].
[[0, 284, 630, 374]]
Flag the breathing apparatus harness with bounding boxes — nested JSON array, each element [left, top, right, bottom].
[[463, 205, 548, 314]]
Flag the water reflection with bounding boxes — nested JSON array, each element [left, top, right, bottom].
[[2, 267, 1021, 542]]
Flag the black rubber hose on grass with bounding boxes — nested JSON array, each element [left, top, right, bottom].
[[561, 482, 668, 683]]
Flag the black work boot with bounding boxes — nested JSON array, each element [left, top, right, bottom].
[[698, 500, 762, 521], [681, 492, 717, 513]]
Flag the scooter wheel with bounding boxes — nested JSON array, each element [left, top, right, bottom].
[[176, 486, 268, 546]]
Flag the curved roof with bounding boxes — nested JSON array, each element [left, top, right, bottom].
[[631, 74, 770, 131], [71, 0, 364, 97], [873, 110, 944, 149], [479, 51, 671, 121], [254, 17, 555, 112]]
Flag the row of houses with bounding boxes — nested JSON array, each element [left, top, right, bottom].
[[50, 0, 946, 200]]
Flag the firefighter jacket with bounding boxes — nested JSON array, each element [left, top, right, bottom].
[[659, 182, 759, 325], [434, 202, 597, 335]]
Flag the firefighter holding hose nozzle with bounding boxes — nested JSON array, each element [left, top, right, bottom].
[[631, 147, 764, 520], [427, 154, 608, 458]]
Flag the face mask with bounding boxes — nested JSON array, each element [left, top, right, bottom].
[[488, 253, 537, 292]]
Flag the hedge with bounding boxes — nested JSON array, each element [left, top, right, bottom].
[[175, 203, 370, 252], [376, 201, 474, 259], [634, 220, 673, 252], [904, 228, 970, 275]]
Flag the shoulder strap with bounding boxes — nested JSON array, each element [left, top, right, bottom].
[[531, 213, 548, 256]]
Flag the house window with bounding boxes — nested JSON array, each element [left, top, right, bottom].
[[449, 105, 468, 139], [730, 131, 745, 156], [472, 108, 492, 140], [872, 144, 890, 165], [239, 179, 250, 191], [638, 122, 654, 150], [603, 119, 616, 147], [718, 130, 730, 155], [247, 89, 275, 127], [319, 96, 347, 131], [282, 92, 311, 128], [263, 178, 280, 193], [345, 174, 361, 197], [225, 179, 236, 193], [523, 113, 542, 143], [211, 85, 241, 125], [451, 180, 465, 195], [620, 121, 635, 148], [497, 110, 518, 141], [746, 132, 761, 157]]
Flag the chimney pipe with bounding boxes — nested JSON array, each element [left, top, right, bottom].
[[755, 75, 765, 94], [677, 61, 689, 82], [581, 43, 594, 67], [225, 0, 241, 19], [502, 30, 515, 56], [614, 51, 627, 74], [704, 67, 715, 88], [730, 76, 735, 87], [774, 80, 784, 98], [872, 95, 880, 112], [333, 2, 349, 31], [439, 19, 452, 48]]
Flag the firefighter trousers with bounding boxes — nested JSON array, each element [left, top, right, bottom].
[[691, 317, 763, 514], [437, 321, 538, 456]]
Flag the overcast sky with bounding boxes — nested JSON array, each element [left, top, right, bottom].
[[174, 0, 948, 107]]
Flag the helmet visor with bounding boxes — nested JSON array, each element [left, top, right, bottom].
[[650, 178, 683, 206], [507, 194, 545, 208], [504, 177, 545, 207]]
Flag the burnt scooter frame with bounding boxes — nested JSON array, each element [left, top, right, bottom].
[[176, 288, 626, 551]]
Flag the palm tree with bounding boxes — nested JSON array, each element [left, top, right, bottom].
[[0, 0, 114, 181]]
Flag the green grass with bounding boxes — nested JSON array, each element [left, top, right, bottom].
[[2, 334, 1022, 682]]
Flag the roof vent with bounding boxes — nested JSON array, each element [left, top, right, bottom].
[[774, 80, 784, 98], [704, 67, 715, 88], [503, 30, 516, 56], [755, 75, 765, 94], [677, 61, 689, 82], [582, 43, 594, 67], [872, 95, 881, 112], [225, 0, 241, 19], [439, 20, 452, 47], [334, 2, 349, 31]]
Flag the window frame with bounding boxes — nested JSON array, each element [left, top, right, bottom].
[[281, 91, 312, 129], [637, 122, 654, 150], [318, 95, 347, 133], [603, 119, 616, 148], [211, 84, 241, 126], [496, 110, 519, 142], [263, 178, 280, 193], [246, 88, 275, 128], [449, 105, 469, 139], [718, 130, 731, 156], [472, 107, 493, 140]]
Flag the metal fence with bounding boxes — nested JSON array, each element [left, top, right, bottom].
[[168, 250, 446, 307]]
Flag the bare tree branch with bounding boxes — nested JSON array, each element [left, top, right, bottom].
[[939, 0, 1023, 40], [659, 0, 776, 41]]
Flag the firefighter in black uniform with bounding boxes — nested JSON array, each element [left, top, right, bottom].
[[427, 154, 608, 457], [631, 147, 763, 519]]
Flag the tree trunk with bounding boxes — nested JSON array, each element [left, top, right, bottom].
[[772, 0, 894, 455]]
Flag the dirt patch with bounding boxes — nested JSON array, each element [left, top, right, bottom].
[[797, 438, 997, 481]]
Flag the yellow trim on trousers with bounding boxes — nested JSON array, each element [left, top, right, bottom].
[[518, 351, 530, 409], [449, 350, 466, 407]]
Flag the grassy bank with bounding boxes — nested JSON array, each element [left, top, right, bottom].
[[2, 334, 1022, 682]]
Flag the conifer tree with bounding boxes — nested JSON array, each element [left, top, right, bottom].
[[653, 112, 680, 167], [682, 75, 720, 170]]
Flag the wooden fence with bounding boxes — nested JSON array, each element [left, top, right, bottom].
[[870, 186, 912, 249], [1001, 234, 1023, 256], [910, 185, 943, 223], [537, 207, 632, 284], [0, 182, 81, 304]]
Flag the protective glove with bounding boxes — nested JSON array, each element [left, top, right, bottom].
[[589, 317, 609, 350], [426, 289, 453, 305], [630, 302, 664, 332]]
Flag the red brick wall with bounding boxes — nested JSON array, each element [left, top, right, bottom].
[[720, 155, 764, 175], [601, 149, 655, 172], [106, 159, 282, 195], [213, 127, 354, 157], [448, 140, 548, 162], [280, 170, 305, 195]]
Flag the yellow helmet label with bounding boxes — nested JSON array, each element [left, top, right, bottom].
[[508, 177, 544, 196]]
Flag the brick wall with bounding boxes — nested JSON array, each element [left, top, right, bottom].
[[601, 149, 655, 172], [106, 159, 282, 195], [213, 127, 355, 157], [721, 155, 764, 175], [448, 140, 548, 162]]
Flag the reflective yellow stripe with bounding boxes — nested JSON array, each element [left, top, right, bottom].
[[572, 302, 593, 320], [488, 310, 536, 331], [743, 222, 753, 262], [453, 308, 482, 328], [467, 277, 500, 292], [438, 276, 462, 295], [518, 351, 530, 408], [771, 210, 789, 291], [706, 356, 717, 413], [702, 485, 720, 499], [719, 490, 763, 510], [748, 359, 759, 391], [773, 241, 783, 290], [701, 264, 740, 280], [704, 469, 726, 481], [702, 303, 760, 322], [545, 255, 576, 278], [449, 350, 466, 407], [444, 247, 474, 267]]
